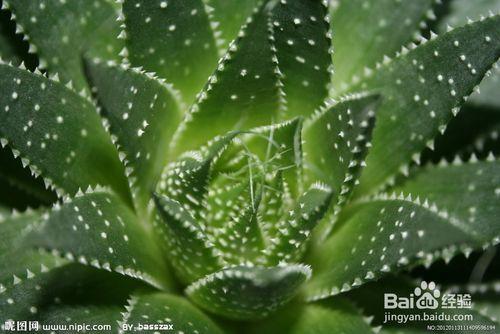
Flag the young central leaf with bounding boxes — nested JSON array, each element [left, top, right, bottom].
[[154, 120, 332, 318]]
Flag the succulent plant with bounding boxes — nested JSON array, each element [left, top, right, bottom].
[[0, 0, 499, 332]]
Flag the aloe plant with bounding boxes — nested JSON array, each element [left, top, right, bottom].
[[0, 0, 499, 332]]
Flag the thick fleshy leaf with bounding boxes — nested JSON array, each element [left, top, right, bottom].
[[270, 0, 331, 118], [438, 0, 500, 109], [122, 0, 220, 104], [157, 133, 237, 219], [204, 179, 253, 230], [0, 264, 142, 322], [0, 64, 130, 200], [305, 187, 500, 301], [467, 63, 500, 108], [0, 211, 68, 320], [85, 58, 183, 215], [153, 194, 223, 284], [438, 0, 500, 32], [258, 172, 288, 242], [331, 0, 435, 93], [303, 94, 379, 240], [172, 4, 282, 156], [245, 118, 304, 198], [396, 158, 500, 237], [186, 264, 311, 320], [32, 265, 145, 333], [354, 15, 500, 196], [0, 255, 65, 321], [203, 120, 307, 265], [303, 94, 379, 201], [2, 261, 143, 324], [207, 184, 266, 265], [6, 0, 123, 91], [247, 298, 375, 334], [30, 189, 171, 290], [266, 183, 332, 265], [121, 293, 223, 334], [204, 0, 260, 50], [0, 211, 62, 280]]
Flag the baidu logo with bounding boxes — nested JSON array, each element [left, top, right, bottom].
[[414, 281, 440, 309], [384, 280, 472, 310]]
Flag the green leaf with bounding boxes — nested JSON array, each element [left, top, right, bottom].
[[247, 298, 375, 334], [245, 119, 304, 198], [330, 0, 435, 93], [304, 187, 499, 301], [202, 120, 308, 265], [0, 211, 69, 320], [122, 0, 220, 104], [121, 292, 224, 334], [0, 255, 64, 321], [303, 94, 379, 202], [207, 183, 266, 265], [157, 133, 237, 219], [395, 158, 500, 238], [186, 264, 311, 320], [467, 63, 500, 108], [270, 0, 331, 118], [172, 3, 282, 156], [0, 210, 59, 279], [303, 94, 379, 240], [354, 15, 500, 196], [31, 265, 146, 333], [438, 0, 500, 108], [258, 171, 288, 242], [0, 209, 34, 254], [6, 0, 123, 91], [30, 189, 172, 290], [153, 194, 223, 284], [308, 156, 500, 299], [438, 0, 500, 32], [0, 64, 130, 200], [85, 58, 183, 216], [1, 260, 143, 324], [203, 179, 252, 230], [203, 0, 260, 50], [266, 183, 332, 265], [0, 252, 68, 321]]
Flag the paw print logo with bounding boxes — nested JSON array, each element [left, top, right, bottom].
[[415, 281, 440, 309]]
